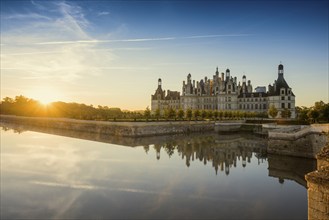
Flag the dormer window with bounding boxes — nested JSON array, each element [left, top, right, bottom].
[[281, 88, 285, 95]]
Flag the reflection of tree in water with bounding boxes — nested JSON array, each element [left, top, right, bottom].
[[149, 135, 267, 175]]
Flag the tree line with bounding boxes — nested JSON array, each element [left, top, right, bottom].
[[143, 106, 268, 121], [0, 95, 143, 120], [295, 101, 329, 123], [1, 95, 328, 123]]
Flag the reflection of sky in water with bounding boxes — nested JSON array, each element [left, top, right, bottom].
[[1, 128, 309, 219]]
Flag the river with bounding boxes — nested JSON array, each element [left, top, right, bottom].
[[0, 124, 316, 219]]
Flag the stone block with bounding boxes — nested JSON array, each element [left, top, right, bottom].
[[309, 190, 322, 201]]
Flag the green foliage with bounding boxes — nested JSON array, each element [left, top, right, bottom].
[[307, 109, 320, 123], [296, 101, 329, 123], [164, 107, 176, 120], [207, 110, 213, 120], [193, 109, 200, 120], [268, 105, 278, 118], [155, 108, 161, 120], [281, 108, 291, 119], [213, 111, 218, 119], [218, 111, 223, 119], [186, 108, 192, 120], [177, 108, 185, 120], [0, 95, 125, 120], [144, 106, 151, 121], [201, 110, 207, 119]]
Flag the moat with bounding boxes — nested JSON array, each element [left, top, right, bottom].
[[1, 125, 316, 219]]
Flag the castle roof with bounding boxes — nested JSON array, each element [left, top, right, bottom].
[[268, 74, 295, 96]]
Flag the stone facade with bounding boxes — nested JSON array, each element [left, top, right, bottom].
[[305, 144, 329, 220], [151, 64, 296, 118]]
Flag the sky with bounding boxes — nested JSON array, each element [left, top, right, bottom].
[[1, 0, 328, 110]]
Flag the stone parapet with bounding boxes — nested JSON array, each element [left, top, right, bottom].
[[268, 125, 328, 158], [0, 115, 214, 137], [305, 144, 329, 220]]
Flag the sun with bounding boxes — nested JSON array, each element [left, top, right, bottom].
[[28, 87, 63, 105]]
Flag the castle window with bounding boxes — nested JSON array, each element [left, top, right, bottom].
[[288, 103, 291, 109], [263, 104, 266, 109], [281, 103, 285, 108], [255, 104, 258, 109], [281, 96, 284, 100], [239, 104, 242, 109], [255, 98, 258, 102], [281, 89, 285, 95], [288, 96, 291, 100]]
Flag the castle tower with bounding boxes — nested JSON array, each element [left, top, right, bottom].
[[278, 63, 284, 76], [226, 68, 230, 80], [158, 78, 162, 89]]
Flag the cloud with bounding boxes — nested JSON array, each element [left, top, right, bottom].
[[31, 0, 47, 10], [32, 34, 252, 45], [1, 1, 114, 83], [4, 13, 51, 20], [98, 11, 110, 16]]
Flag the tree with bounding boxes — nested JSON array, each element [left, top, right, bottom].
[[165, 107, 176, 120], [207, 110, 213, 120], [296, 106, 309, 122], [177, 108, 185, 120], [213, 111, 218, 120], [218, 111, 223, 119], [186, 108, 192, 121], [281, 108, 291, 119], [155, 108, 161, 120], [307, 109, 320, 123], [144, 106, 151, 121], [201, 110, 207, 119], [193, 109, 200, 120], [268, 105, 278, 118]]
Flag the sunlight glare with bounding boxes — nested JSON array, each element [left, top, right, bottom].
[[28, 87, 63, 105]]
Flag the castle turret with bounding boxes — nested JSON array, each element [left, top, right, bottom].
[[278, 63, 284, 77], [226, 68, 230, 80], [158, 78, 162, 89]]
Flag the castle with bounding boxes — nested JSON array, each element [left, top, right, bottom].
[[151, 64, 295, 118]]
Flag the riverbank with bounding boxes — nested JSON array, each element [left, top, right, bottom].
[[0, 115, 214, 137]]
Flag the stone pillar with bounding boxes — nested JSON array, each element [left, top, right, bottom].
[[305, 145, 329, 220]]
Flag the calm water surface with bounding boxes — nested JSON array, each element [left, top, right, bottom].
[[0, 125, 315, 219]]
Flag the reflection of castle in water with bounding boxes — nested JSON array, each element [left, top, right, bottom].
[[1, 122, 316, 183], [147, 134, 268, 175]]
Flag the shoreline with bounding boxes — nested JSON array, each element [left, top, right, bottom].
[[0, 115, 215, 137]]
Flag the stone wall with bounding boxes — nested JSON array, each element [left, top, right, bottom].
[[0, 115, 214, 137], [305, 144, 329, 220], [268, 125, 329, 158]]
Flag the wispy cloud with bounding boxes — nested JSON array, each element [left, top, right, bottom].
[[1, 1, 114, 83], [33, 34, 252, 45], [98, 11, 110, 16], [30, 0, 47, 10], [4, 13, 52, 20]]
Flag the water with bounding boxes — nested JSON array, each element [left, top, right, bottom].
[[0, 125, 316, 219]]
